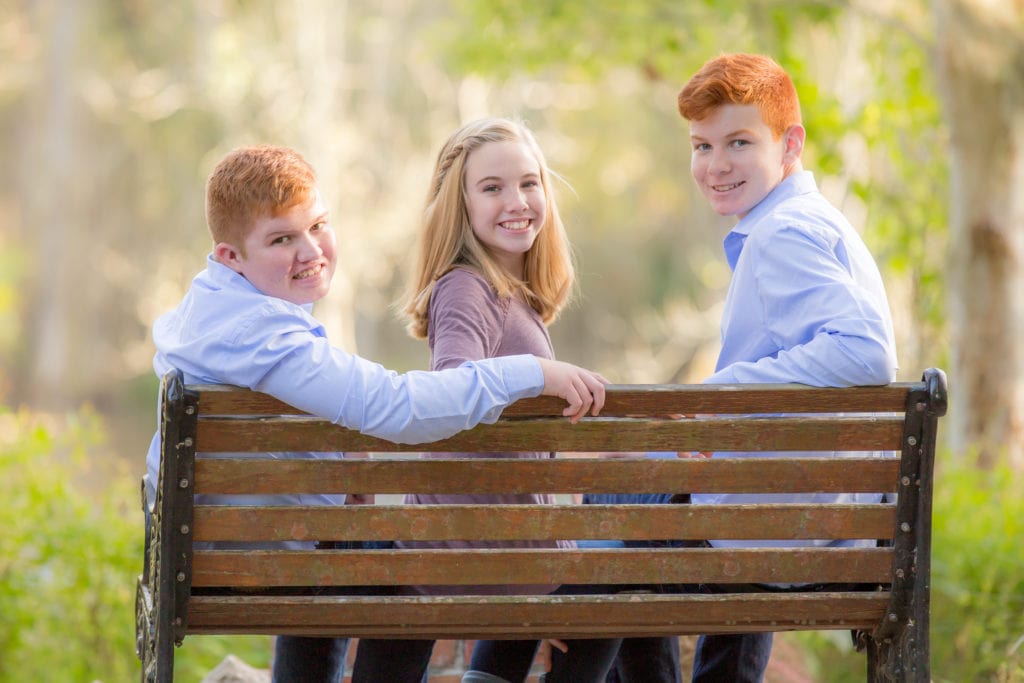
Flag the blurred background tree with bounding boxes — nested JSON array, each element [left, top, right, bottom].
[[932, 0, 1024, 469], [0, 0, 1021, 680], [0, 0, 956, 428]]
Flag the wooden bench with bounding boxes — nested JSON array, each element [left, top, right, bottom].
[[135, 367, 947, 683]]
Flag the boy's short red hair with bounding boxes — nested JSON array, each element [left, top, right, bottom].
[[206, 145, 317, 249], [677, 53, 801, 140]]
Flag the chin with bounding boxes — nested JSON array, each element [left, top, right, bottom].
[[710, 202, 737, 217]]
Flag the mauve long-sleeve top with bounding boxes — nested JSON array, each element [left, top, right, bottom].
[[396, 267, 574, 595]]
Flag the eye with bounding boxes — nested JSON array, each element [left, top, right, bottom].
[[694, 142, 711, 153], [271, 235, 292, 245], [522, 180, 540, 189], [311, 221, 327, 232], [482, 184, 501, 193], [729, 139, 750, 149]]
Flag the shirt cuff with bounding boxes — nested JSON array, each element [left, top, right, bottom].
[[499, 354, 545, 400]]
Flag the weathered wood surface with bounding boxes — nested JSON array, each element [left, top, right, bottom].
[[138, 369, 948, 683], [193, 502, 897, 542], [195, 415, 904, 453], [191, 547, 895, 588], [187, 592, 891, 638], [193, 456, 901, 495], [195, 382, 915, 417]]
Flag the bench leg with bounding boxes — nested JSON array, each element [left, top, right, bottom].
[[136, 578, 175, 683], [141, 556, 177, 682], [865, 631, 929, 683], [136, 576, 155, 682], [136, 475, 159, 683], [136, 474, 176, 683]]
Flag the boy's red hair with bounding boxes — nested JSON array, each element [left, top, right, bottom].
[[206, 145, 317, 250], [677, 53, 801, 140]]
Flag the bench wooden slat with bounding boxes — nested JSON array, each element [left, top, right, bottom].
[[186, 592, 892, 638], [193, 503, 897, 542], [195, 383, 914, 417], [138, 368, 948, 682], [191, 547, 894, 588], [195, 415, 904, 453], [193, 456, 900, 495]]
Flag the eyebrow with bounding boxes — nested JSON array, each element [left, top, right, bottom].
[[690, 128, 757, 142], [264, 211, 330, 240], [473, 172, 541, 187]]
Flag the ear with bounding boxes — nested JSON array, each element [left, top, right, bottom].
[[782, 124, 805, 164], [213, 241, 246, 274]]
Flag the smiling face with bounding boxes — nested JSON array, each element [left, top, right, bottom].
[[463, 140, 546, 278], [214, 189, 336, 305], [688, 103, 804, 219]]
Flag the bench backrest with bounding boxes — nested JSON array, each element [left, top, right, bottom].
[[144, 368, 946, 667]]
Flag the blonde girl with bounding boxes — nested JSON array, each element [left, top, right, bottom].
[[352, 118, 618, 683]]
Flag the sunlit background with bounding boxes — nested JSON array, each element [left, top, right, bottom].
[[1, 2, 1021, 681]]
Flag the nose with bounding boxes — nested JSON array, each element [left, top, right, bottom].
[[507, 187, 529, 211], [707, 149, 730, 175], [296, 232, 324, 261]]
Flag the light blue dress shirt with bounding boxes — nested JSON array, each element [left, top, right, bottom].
[[144, 256, 543, 547], [693, 171, 899, 549]]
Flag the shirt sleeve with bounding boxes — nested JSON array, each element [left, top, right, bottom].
[[224, 303, 543, 444], [428, 270, 504, 370], [706, 223, 896, 387]]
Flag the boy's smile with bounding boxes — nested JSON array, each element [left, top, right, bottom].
[[688, 103, 803, 219], [215, 190, 337, 305]]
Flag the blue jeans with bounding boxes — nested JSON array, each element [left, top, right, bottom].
[[603, 636, 681, 683], [352, 632, 532, 681], [350, 638, 432, 683], [692, 633, 773, 682], [355, 611, 621, 682], [598, 632, 772, 683], [581, 491, 772, 683], [271, 540, 394, 683], [465, 638, 541, 682], [272, 636, 349, 683], [469, 633, 622, 683]]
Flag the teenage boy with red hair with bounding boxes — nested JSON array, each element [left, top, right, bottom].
[[597, 53, 897, 682]]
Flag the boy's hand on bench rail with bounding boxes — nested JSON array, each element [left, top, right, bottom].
[[537, 358, 607, 423]]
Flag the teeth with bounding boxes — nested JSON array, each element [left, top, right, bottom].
[[501, 220, 530, 231], [294, 265, 321, 280], [712, 183, 741, 192]]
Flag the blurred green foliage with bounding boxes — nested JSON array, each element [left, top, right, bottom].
[[788, 455, 1024, 682], [0, 406, 138, 681], [0, 406, 270, 682], [931, 461, 1024, 682]]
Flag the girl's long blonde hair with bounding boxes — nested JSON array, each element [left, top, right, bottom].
[[401, 117, 575, 339]]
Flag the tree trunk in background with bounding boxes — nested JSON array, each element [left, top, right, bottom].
[[19, 0, 80, 409], [933, 0, 1024, 469], [289, 0, 356, 351]]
